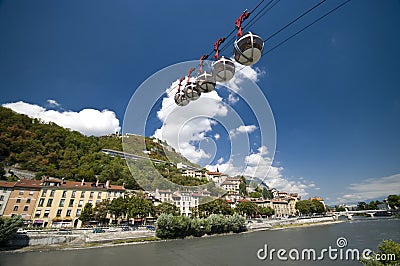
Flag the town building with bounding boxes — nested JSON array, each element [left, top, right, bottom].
[[0, 181, 16, 217], [2, 179, 41, 224], [220, 177, 241, 193], [30, 178, 125, 228], [205, 171, 228, 185], [177, 163, 203, 179]]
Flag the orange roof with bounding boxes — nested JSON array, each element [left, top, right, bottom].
[[206, 171, 222, 175], [14, 179, 41, 189], [0, 181, 16, 188]]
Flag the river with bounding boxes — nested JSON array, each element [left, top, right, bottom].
[[1, 217, 399, 266]]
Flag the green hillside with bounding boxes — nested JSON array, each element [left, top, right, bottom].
[[0, 106, 204, 188]]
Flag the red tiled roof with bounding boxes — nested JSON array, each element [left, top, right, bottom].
[[206, 171, 222, 175], [0, 181, 16, 188], [14, 179, 41, 188]]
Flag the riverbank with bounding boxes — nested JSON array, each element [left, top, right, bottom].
[[1, 216, 346, 253]]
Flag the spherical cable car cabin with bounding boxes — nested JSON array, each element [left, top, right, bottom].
[[196, 72, 216, 93], [212, 56, 236, 82], [184, 82, 201, 101], [174, 91, 190, 106], [233, 32, 264, 66]]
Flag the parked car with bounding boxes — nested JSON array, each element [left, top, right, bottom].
[[121, 227, 131, 231], [92, 228, 105, 233], [146, 225, 155, 231]]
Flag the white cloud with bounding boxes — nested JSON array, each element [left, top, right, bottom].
[[225, 60, 264, 92], [336, 174, 400, 204], [214, 133, 220, 140], [47, 99, 60, 107], [229, 125, 257, 137], [227, 93, 239, 105], [153, 77, 228, 163], [3, 101, 121, 137], [243, 146, 314, 197]]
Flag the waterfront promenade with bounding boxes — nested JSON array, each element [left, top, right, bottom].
[[4, 216, 339, 252], [1, 218, 399, 266]]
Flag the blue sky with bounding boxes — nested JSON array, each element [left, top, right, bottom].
[[1, 0, 399, 204]]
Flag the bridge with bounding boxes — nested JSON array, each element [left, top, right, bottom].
[[332, 209, 386, 220]]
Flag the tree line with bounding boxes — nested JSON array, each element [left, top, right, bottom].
[[0, 106, 205, 188]]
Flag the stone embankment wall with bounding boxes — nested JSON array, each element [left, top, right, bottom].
[[4, 229, 155, 248]]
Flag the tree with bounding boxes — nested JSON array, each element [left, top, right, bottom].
[[93, 200, 110, 225], [258, 206, 275, 217], [238, 176, 248, 197], [79, 203, 94, 224], [387, 195, 400, 209], [357, 202, 367, 211], [0, 165, 5, 180], [128, 194, 155, 223], [156, 202, 179, 216], [296, 200, 312, 215], [0, 215, 24, 243], [198, 198, 232, 217], [360, 240, 400, 265], [109, 197, 128, 221], [249, 191, 262, 199], [334, 205, 346, 212], [235, 201, 258, 216], [296, 200, 325, 215]]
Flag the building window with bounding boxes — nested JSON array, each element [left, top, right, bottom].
[[59, 199, 65, 207], [108, 191, 111, 197], [41, 189, 47, 197], [0, 195, 4, 201], [90, 191, 94, 198], [50, 190, 55, 197], [114, 192, 117, 197], [98, 192, 102, 198], [69, 199, 74, 207], [72, 191, 76, 198], [78, 200, 83, 207], [76, 209, 81, 216], [21, 214, 26, 219], [26, 198, 31, 203], [46, 198, 53, 207], [66, 209, 72, 217], [56, 209, 62, 216], [62, 191, 67, 198], [38, 198, 45, 207], [16, 198, 21, 203], [44, 210, 50, 217], [35, 210, 41, 217], [23, 206, 29, 211], [29, 190, 34, 195], [19, 190, 24, 195], [80, 191, 85, 198], [13, 206, 18, 211]]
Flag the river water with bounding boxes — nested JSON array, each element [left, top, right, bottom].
[[1, 217, 399, 266]]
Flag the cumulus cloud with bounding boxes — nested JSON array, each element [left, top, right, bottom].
[[47, 99, 60, 107], [214, 133, 220, 140], [225, 60, 264, 92], [241, 145, 312, 196], [3, 101, 121, 137], [229, 125, 257, 137], [227, 93, 239, 105], [336, 173, 400, 204]]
